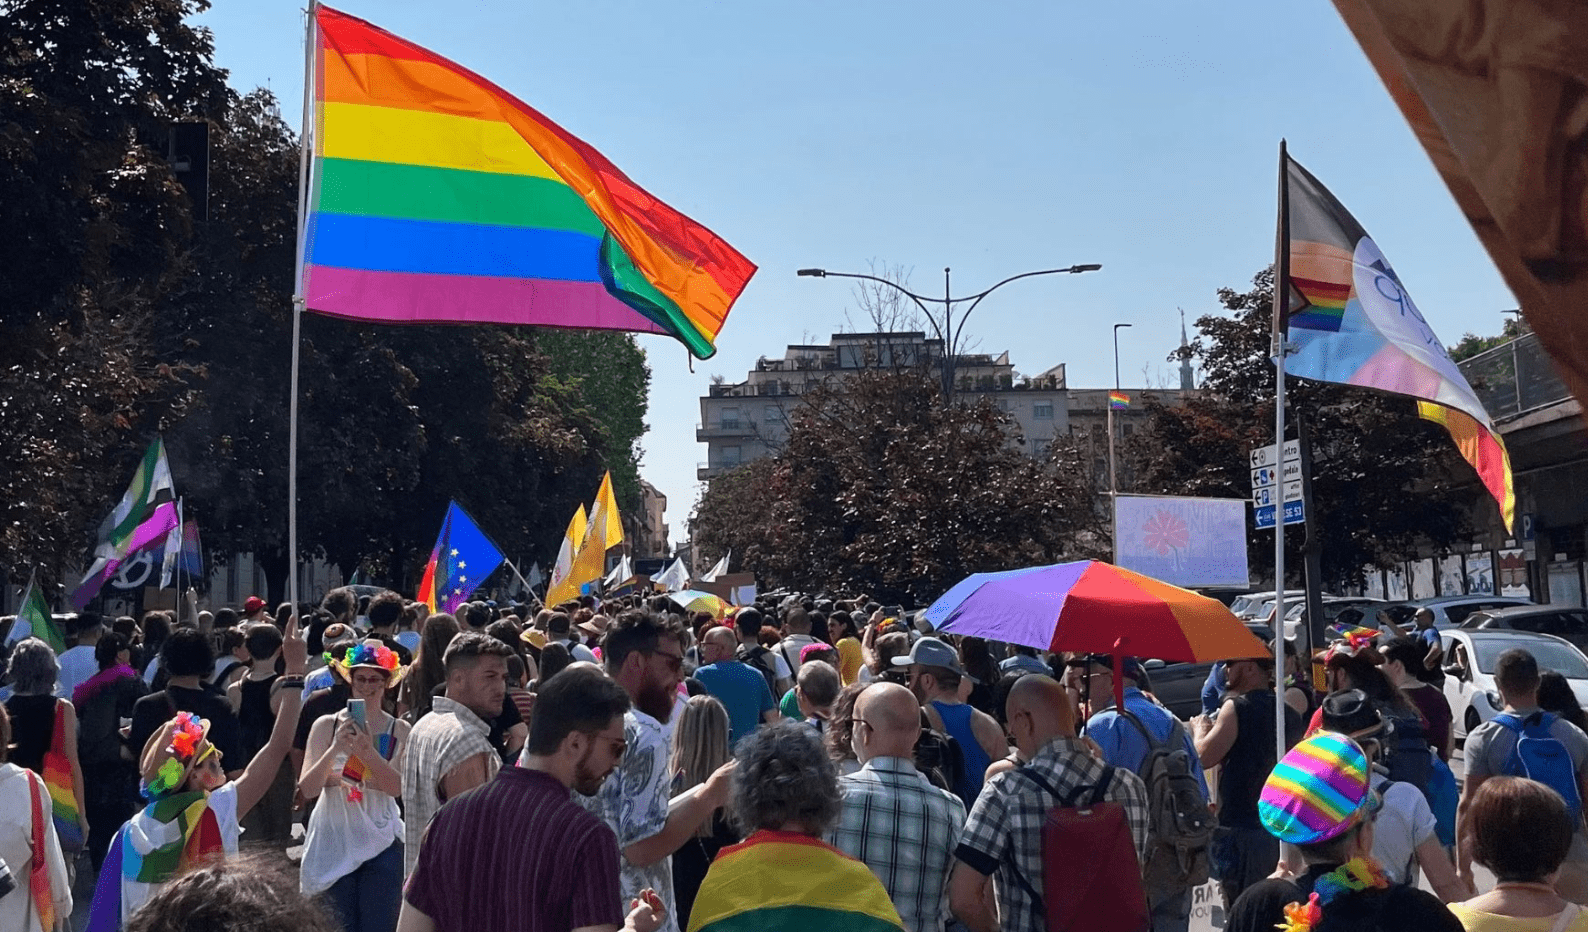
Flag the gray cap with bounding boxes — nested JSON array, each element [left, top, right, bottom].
[[891, 635, 973, 681]]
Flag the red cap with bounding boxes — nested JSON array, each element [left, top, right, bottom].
[[243, 596, 266, 614]]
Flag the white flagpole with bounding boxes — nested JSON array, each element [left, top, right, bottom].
[[1271, 139, 1291, 763], [288, 2, 320, 620]]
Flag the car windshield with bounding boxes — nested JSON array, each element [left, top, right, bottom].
[[1472, 638, 1588, 678]]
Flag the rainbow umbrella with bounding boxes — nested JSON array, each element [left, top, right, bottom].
[[669, 589, 728, 620], [931, 560, 1270, 709]]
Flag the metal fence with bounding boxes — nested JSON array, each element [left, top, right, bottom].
[[1457, 332, 1572, 421]]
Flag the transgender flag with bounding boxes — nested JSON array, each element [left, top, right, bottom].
[[71, 438, 179, 608]]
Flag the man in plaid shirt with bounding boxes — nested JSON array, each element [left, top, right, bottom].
[[827, 682, 967, 932], [949, 674, 1150, 932]]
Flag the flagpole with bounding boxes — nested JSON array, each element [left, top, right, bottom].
[[288, 2, 319, 620], [502, 559, 543, 608], [1271, 139, 1292, 763]]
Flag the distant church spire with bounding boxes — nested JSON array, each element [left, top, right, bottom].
[[1178, 309, 1195, 390]]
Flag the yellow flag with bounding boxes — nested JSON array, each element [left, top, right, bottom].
[[546, 505, 587, 605], [590, 471, 624, 551]]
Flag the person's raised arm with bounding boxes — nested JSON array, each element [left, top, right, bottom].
[[297, 714, 343, 800], [622, 761, 735, 868], [233, 614, 307, 816], [1192, 699, 1238, 769]]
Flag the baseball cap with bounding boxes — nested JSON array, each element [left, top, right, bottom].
[[1258, 732, 1382, 845], [891, 636, 975, 681], [243, 596, 266, 614]]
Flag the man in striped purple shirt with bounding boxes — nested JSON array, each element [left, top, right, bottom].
[[398, 664, 665, 932]]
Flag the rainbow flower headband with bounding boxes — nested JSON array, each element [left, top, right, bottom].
[[145, 712, 215, 798], [328, 641, 404, 682]]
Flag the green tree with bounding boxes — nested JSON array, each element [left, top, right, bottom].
[[1127, 268, 1479, 589], [692, 369, 1105, 604], [535, 330, 652, 513]]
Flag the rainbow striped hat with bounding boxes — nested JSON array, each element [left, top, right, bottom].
[[1258, 732, 1379, 845]]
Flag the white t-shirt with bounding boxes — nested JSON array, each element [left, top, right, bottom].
[[122, 782, 241, 920], [775, 634, 819, 673], [1371, 771, 1437, 884], [56, 645, 99, 699], [552, 637, 598, 663]]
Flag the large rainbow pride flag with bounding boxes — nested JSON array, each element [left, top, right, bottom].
[[299, 5, 755, 360]]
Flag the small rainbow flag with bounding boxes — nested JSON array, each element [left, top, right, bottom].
[[1109, 390, 1130, 410], [300, 6, 756, 360]]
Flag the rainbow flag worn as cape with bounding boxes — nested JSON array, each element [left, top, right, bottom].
[[301, 5, 756, 360], [686, 831, 904, 932], [44, 700, 83, 850]]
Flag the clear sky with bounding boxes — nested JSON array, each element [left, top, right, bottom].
[[197, 0, 1516, 549]]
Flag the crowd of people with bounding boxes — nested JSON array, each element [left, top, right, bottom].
[[2, 590, 1588, 932]]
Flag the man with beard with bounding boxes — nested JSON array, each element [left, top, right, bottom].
[[399, 664, 669, 932], [580, 612, 736, 932]]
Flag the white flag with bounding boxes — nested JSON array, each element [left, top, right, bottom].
[[159, 497, 185, 588], [701, 550, 731, 582], [604, 554, 632, 587], [527, 562, 544, 589], [654, 557, 689, 593]]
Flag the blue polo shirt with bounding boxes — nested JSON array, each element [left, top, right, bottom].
[[693, 660, 776, 746], [1086, 686, 1209, 796]]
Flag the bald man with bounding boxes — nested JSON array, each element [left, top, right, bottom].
[[825, 683, 966, 932], [949, 675, 1151, 932], [692, 626, 781, 745]]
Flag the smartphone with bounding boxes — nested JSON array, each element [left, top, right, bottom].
[[883, 605, 904, 619], [347, 699, 367, 731]]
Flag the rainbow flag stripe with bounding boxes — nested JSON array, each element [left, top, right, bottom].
[[687, 831, 903, 932], [44, 701, 83, 850], [302, 6, 755, 360], [1108, 390, 1130, 410]]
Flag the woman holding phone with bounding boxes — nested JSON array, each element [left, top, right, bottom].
[[298, 639, 409, 932]]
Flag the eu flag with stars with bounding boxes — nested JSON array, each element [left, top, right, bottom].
[[417, 501, 505, 613]]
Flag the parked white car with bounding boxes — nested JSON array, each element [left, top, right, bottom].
[[1441, 629, 1588, 740]]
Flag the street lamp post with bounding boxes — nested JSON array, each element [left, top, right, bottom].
[[1109, 322, 1132, 495], [797, 263, 1101, 403]]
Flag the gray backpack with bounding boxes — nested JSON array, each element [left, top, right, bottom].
[[1118, 709, 1215, 905]]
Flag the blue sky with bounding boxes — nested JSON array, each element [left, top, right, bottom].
[[197, 0, 1516, 547]]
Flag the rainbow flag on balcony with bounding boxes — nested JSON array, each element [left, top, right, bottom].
[[299, 5, 755, 360]]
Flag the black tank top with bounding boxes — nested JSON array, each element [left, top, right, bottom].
[[1220, 689, 1301, 828], [237, 674, 280, 764]]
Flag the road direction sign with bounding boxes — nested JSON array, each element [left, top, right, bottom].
[[1249, 440, 1300, 469], [1254, 499, 1305, 529]]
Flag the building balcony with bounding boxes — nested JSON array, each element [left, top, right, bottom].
[[697, 462, 744, 480], [695, 420, 757, 440]]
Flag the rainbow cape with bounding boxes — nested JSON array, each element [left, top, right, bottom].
[[24, 770, 57, 932], [686, 831, 904, 932], [301, 5, 756, 360], [1281, 152, 1513, 531], [44, 700, 83, 851]]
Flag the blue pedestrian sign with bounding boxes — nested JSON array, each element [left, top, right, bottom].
[[1254, 500, 1304, 529]]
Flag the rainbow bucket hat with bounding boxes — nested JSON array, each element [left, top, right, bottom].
[[1258, 732, 1381, 845]]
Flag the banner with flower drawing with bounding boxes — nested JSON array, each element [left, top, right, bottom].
[[1112, 495, 1250, 588]]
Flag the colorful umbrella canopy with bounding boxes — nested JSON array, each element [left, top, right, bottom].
[[669, 589, 728, 620], [931, 560, 1270, 708]]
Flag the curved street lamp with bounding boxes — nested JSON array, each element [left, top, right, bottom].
[[797, 264, 1101, 402]]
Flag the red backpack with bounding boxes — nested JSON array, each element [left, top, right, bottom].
[[1007, 764, 1151, 932]]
